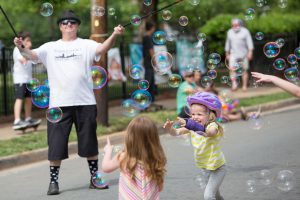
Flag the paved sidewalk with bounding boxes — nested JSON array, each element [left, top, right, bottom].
[[0, 86, 285, 141]]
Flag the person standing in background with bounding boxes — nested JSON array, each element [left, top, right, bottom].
[[225, 18, 254, 91], [12, 31, 41, 131]]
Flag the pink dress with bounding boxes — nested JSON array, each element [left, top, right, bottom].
[[119, 163, 160, 200]]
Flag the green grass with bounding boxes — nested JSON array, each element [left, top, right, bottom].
[[238, 92, 293, 107], [0, 91, 293, 157]]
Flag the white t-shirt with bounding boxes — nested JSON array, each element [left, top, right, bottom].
[[33, 38, 101, 108], [225, 27, 254, 59], [13, 47, 33, 84]]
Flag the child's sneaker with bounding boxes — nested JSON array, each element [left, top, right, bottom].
[[12, 120, 29, 130]]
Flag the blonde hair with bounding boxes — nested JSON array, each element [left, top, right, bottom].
[[120, 116, 167, 189]]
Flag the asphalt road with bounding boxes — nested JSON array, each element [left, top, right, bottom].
[[1, 108, 300, 200]]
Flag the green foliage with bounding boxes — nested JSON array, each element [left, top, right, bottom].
[[201, 12, 300, 55]]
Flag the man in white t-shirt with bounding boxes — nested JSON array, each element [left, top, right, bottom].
[[12, 31, 41, 130], [14, 10, 124, 195], [225, 18, 254, 91]]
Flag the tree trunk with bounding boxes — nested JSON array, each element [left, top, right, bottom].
[[90, 0, 109, 126]]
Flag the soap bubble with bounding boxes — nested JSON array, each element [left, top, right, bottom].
[[278, 0, 288, 8], [179, 16, 188, 26], [91, 6, 105, 17], [197, 33, 206, 42], [256, 0, 266, 7], [108, 8, 116, 16], [46, 107, 63, 123], [284, 67, 299, 82], [208, 53, 221, 65], [294, 47, 300, 59], [220, 76, 230, 84], [246, 179, 256, 193], [245, 8, 255, 21], [287, 54, 297, 64], [207, 70, 217, 79], [91, 171, 109, 188], [259, 169, 272, 186], [189, 0, 200, 6], [151, 51, 173, 74], [255, 32, 264, 40], [152, 31, 167, 45], [40, 2, 53, 17], [32, 85, 49, 108], [130, 15, 141, 26], [129, 64, 144, 80], [131, 90, 152, 109], [273, 58, 286, 71], [263, 42, 280, 58], [162, 10, 172, 21], [122, 99, 140, 117], [91, 66, 108, 90], [276, 170, 295, 192], [144, 0, 152, 6], [201, 76, 213, 88], [275, 38, 285, 48], [26, 78, 40, 92], [138, 80, 149, 90], [168, 74, 182, 88]]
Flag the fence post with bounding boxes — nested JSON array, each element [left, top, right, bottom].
[[120, 37, 127, 99], [1, 47, 8, 116]]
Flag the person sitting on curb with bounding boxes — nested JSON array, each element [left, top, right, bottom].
[[251, 72, 300, 98]]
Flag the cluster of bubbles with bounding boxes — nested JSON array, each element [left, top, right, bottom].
[[246, 169, 296, 193]]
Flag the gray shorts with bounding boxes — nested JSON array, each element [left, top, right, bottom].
[[229, 57, 249, 71]]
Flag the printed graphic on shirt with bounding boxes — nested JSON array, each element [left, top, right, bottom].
[[54, 48, 82, 61]]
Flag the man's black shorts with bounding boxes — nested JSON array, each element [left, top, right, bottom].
[[47, 105, 98, 160], [14, 83, 31, 99]]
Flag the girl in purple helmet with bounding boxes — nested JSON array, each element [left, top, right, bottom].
[[164, 92, 226, 200]]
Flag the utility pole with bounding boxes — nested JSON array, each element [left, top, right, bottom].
[[90, 0, 109, 126]]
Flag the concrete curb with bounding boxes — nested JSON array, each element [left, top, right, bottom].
[[1, 98, 300, 171]]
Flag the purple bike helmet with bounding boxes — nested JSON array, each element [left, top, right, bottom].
[[187, 92, 222, 118]]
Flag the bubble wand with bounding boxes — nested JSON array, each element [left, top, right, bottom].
[[0, 5, 24, 48], [122, 0, 185, 27]]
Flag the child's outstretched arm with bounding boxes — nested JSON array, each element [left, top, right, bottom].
[[101, 137, 120, 173], [163, 118, 189, 136], [205, 124, 219, 137], [251, 72, 300, 98]]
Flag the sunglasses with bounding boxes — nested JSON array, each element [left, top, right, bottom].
[[60, 19, 78, 25]]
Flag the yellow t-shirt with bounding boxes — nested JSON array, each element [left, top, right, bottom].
[[190, 122, 226, 170]]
